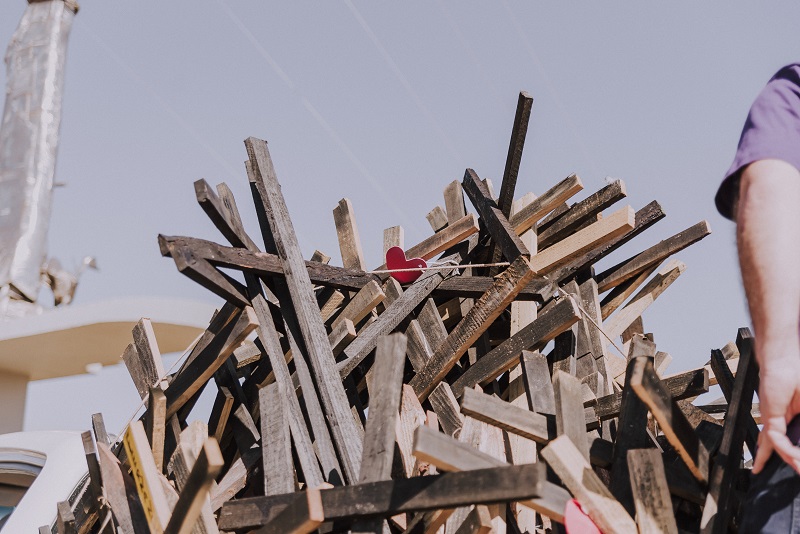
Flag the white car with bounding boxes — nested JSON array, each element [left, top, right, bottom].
[[0, 431, 89, 532]]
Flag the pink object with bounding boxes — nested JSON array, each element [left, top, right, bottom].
[[385, 246, 427, 284], [564, 499, 601, 534]]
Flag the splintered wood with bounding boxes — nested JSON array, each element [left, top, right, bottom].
[[60, 93, 760, 534]]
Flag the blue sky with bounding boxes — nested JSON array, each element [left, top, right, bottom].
[[2, 1, 797, 431]]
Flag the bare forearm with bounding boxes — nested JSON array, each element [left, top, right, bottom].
[[736, 159, 800, 366]]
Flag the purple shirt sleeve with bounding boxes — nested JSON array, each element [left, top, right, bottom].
[[716, 63, 800, 220]]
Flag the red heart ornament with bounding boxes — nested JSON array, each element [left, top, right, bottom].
[[385, 246, 427, 284], [564, 499, 601, 534]]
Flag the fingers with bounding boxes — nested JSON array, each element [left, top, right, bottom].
[[753, 430, 772, 474], [769, 429, 800, 475]]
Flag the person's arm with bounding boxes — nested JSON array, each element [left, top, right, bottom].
[[736, 159, 800, 474]]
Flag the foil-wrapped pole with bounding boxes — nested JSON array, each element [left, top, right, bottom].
[[0, 0, 78, 307]]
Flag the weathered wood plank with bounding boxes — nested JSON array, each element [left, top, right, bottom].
[[411, 426, 570, 523], [497, 91, 533, 219], [450, 298, 580, 397], [260, 383, 295, 495], [459, 388, 550, 444], [383, 225, 405, 256], [246, 136, 363, 483], [630, 356, 709, 483], [594, 367, 709, 420], [165, 307, 257, 419], [410, 256, 536, 401], [541, 435, 637, 534], [553, 370, 590, 460], [527, 205, 635, 275], [462, 168, 530, 263], [509, 174, 583, 234], [359, 333, 407, 483], [251, 295, 330, 487], [219, 463, 545, 529], [443, 180, 467, 224], [255, 488, 325, 534], [700, 329, 759, 534], [520, 351, 556, 415], [376, 214, 479, 270], [426, 206, 448, 232], [627, 449, 678, 534], [333, 198, 367, 271], [610, 337, 656, 518], [338, 260, 456, 378], [330, 279, 385, 330], [595, 220, 711, 293], [163, 439, 224, 534], [537, 179, 627, 250], [123, 420, 171, 533]]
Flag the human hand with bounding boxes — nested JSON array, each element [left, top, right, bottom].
[[752, 343, 800, 475]]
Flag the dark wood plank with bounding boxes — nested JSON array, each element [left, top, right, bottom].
[[165, 307, 257, 418], [449, 297, 580, 398], [537, 179, 627, 250], [97, 442, 148, 533], [462, 168, 530, 263], [700, 328, 759, 534], [497, 91, 534, 219], [594, 367, 709, 420], [630, 357, 709, 483], [626, 449, 679, 534], [219, 464, 545, 529], [610, 337, 656, 518], [246, 136, 363, 483], [710, 345, 759, 455], [144, 386, 167, 472], [195, 178, 258, 250], [595, 220, 711, 293], [410, 256, 537, 401]]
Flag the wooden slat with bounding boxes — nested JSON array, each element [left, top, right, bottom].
[[497, 91, 534, 219], [459, 387, 550, 444], [627, 449, 678, 534], [411, 426, 570, 523], [594, 367, 709, 420], [426, 206, 448, 232], [410, 255, 536, 400], [429, 382, 464, 438], [600, 262, 661, 320], [246, 136, 364, 484], [520, 351, 556, 415], [328, 317, 357, 357], [123, 420, 171, 533], [553, 370, 590, 460], [97, 442, 147, 532], [330, 279, 385, 329], [443, 180, 467, 223], [595, 220, 711, 293], [527, 204, 635, 275], [462, 168, 530, 262], [509, 174, 583, 234], [700, 329, 759, 534], [144, 387, 167, 473], [165, 307, 257, 418], [260, 383, 295, 495], [609, 337, 655, 518], [163, 439, 224, 534], [396, 384, 427, 478], [219, 463, 545, 529], [603, 259, 685, 342], [255, 488, 325, 534], [333, 198, 367, 271], [359, 333, 407, 483], [537, 179, 627, 250], [251, 295, 330, 487], [630, 357, 709, 483], [710, 346, 759, 455], [383, 225, 404, 256], [338, 260, 456, 378], [541, 435, 637, 534], [167, 422, 218, 534], [450, 298, 580, 397]]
